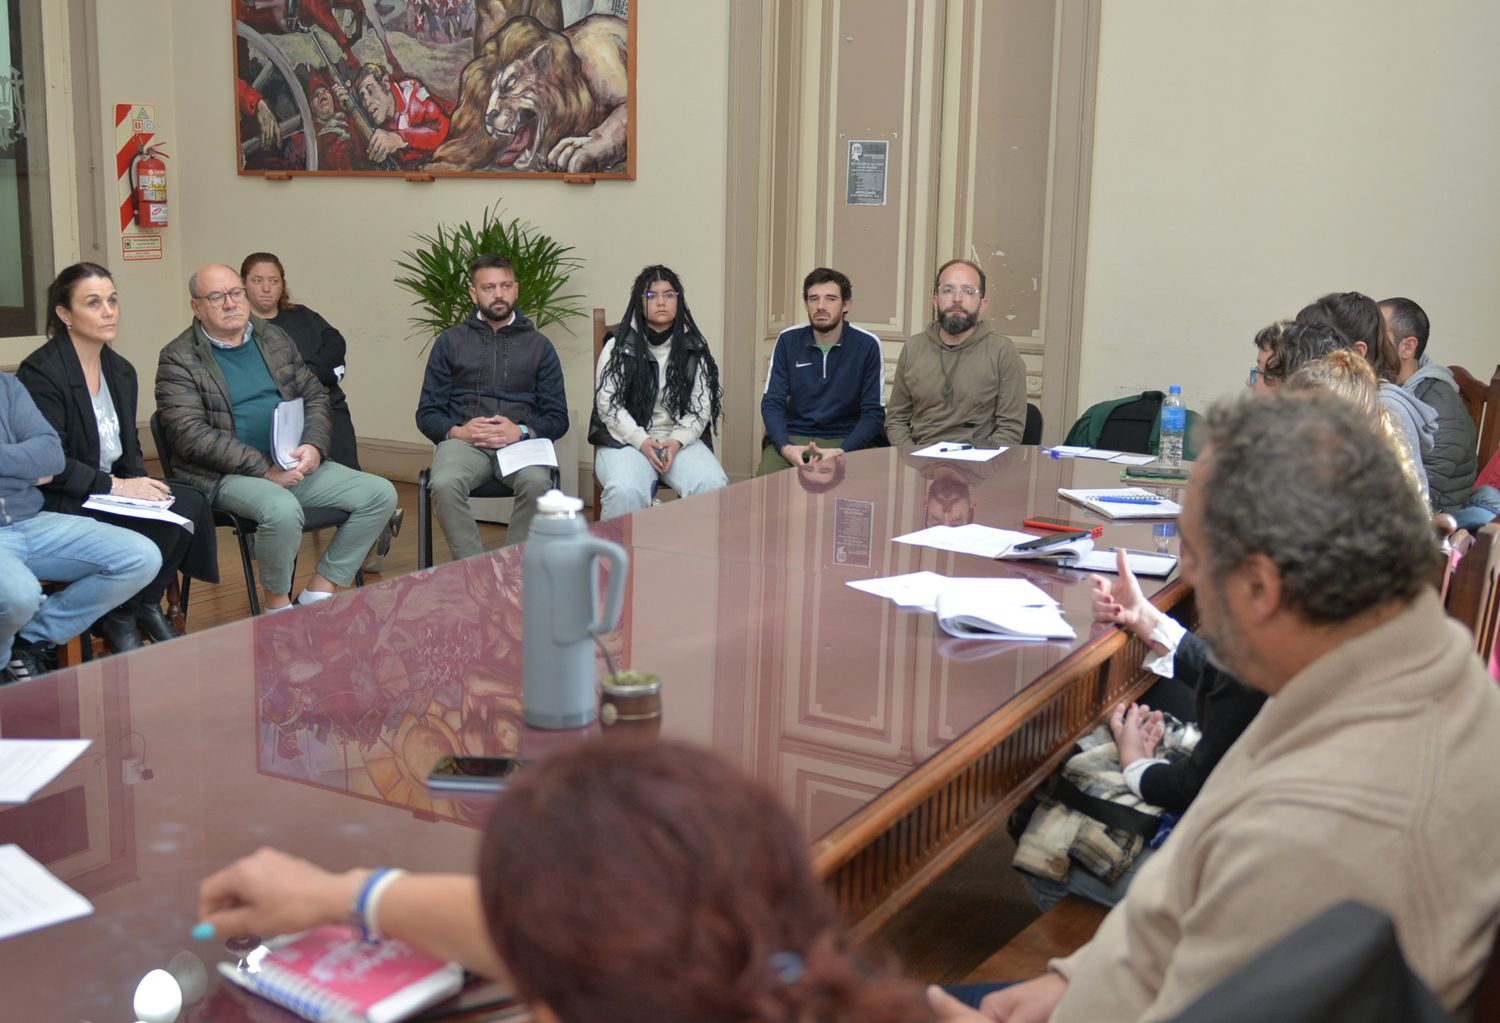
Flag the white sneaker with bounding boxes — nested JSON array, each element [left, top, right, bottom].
[[295, 589, 335, 605], [264, 602, 297, 614]]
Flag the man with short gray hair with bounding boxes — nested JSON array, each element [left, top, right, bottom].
[[155, 263, 397, 613], [938, 392, 1500, 1021]]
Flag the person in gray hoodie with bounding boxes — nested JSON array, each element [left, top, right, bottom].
[[1296, 291, 1436, 500], [1, 373, 159, 682], [1381, 297, 1479, 514]]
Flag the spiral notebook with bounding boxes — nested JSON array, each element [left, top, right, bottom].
[[1057, 487, 1182, 520], [216, 925, 465, 1023]]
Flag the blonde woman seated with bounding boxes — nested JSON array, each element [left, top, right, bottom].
[[1283, 347, 1427, 498], [588, 265, 727, 519]]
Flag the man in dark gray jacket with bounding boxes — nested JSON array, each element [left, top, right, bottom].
[[156, 264, 396, 612], [415, 253, 568, 557], [1381, 297, 1478, 513], [1, 373, 159, 681]]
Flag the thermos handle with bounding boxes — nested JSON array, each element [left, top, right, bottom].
[[582, 537, 629, 638]]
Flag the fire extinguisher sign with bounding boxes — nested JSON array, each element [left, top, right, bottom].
[[115, 102, 165, 257]]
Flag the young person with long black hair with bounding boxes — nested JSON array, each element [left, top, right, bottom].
[[589, 265, 727, 519]]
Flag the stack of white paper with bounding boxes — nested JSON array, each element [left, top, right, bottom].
[[82, 495, 191, 529], [272, 398, 305, 469]]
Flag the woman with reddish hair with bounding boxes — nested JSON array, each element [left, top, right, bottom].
[[197, 741, 937, 1023]]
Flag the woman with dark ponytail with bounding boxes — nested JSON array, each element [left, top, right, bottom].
[[588, 265, 728, 519], [17, 263, 217, 649], [198, 741, 938, 1023]]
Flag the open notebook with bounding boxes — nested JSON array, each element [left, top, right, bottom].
[[1057, 487, 1182, 520], [933, 579, 1076, 641]]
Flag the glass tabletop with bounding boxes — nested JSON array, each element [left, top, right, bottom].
[[0, 446, 1184, 1020]]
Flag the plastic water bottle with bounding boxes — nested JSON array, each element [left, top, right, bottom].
[[522, 490, 629, 729], [1159, 385, 1186, 467]]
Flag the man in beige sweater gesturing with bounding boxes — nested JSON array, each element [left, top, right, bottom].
[[934, 392, 1500, 1021]]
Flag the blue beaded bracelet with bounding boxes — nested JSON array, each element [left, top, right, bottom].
[[353, 867, 398, 942]]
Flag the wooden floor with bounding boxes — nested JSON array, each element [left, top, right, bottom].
[[163, 475, 1042, 981], [174, 479, 509, 632]]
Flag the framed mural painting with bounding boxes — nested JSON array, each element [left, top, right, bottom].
[[232, 0, 635, 179]]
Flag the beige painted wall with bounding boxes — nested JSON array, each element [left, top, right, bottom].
[[1078, 0, 1500, 416], [40, 1, 1500, 447], [80, 0, 730, 470]]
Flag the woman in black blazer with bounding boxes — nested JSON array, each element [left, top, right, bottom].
[[17, 263, 217, 649]]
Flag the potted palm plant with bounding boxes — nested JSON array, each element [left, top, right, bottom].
[[394, 204, 587, 347]]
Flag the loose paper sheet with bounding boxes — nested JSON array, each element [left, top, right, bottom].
[[893, 523, 1035, 559], [910, 443, 1008, 462], [495, 438, 558, 478], [848, 573, 1057, 614], [0, 739, 91, 804], [0, 845, 93, 941]]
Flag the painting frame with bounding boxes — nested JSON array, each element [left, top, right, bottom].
[[231, 0, 637, 181]]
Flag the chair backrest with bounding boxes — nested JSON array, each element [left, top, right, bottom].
[[1452, 364, 1488, 434], [1166, 901, 1450, 1023], [149, 411, 175, 478], [592, 306, 609, 362], [1475, 920, 1500, 1023], [1446, 523, 1500, 663], [1022, 402, 1044, 445], [1452, 363, 1500, 471]]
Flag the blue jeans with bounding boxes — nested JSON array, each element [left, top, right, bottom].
[[1454, 486, 1500, 532], [0, 512, 161, 663], [595, 440, 728, 520]]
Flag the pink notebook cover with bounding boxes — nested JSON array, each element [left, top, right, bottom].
[[217, 924, 465, 1023]]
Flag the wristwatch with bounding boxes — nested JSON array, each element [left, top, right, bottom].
[[519, 424, 530, 439]]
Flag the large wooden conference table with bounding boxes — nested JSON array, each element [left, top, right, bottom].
[[0, 446, 1191, 1020]]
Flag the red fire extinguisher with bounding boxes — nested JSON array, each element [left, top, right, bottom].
[[130, 145, 168, 228]]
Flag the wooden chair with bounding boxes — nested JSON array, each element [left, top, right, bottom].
[[962, 895, 1108, 982], [36, 582, 88, 668], [1451, 363, 1500, 470], [1446, 523, 1500, 664]]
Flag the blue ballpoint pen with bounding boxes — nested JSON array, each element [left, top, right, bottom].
[[1097, 495, 1161, 504]]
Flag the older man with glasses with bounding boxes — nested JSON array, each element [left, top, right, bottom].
[[886, 258, 1027, 448], [154, 264, 396, 613]]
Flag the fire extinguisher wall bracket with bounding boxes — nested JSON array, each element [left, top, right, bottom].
[[130, 144, 169, 229]]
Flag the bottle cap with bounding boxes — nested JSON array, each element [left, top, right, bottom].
[[536, 489, 583, 516], [1169, 384, 1182, 393]]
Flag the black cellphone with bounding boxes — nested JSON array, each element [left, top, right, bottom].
[[1012, 529, 1092, 552], [425, 755, 527, 793]]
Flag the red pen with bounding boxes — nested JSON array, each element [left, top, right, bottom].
[[1023, 517, 1104, 538]]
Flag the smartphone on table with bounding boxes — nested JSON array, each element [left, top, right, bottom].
[[426, 755, 527, 793]]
